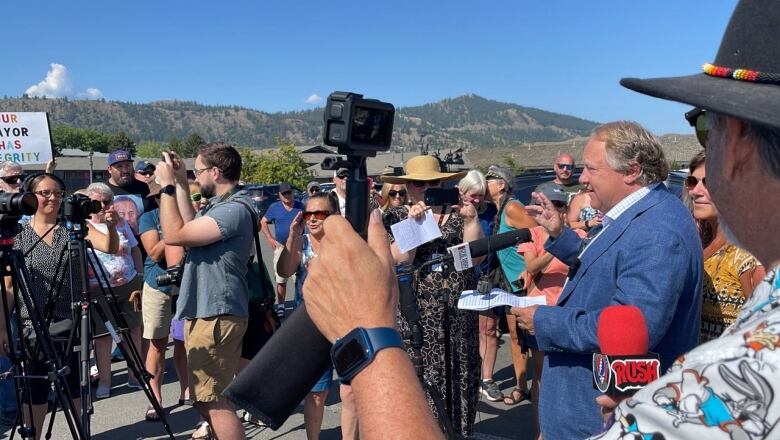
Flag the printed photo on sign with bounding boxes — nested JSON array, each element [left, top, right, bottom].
[[0, 112, 54, 165], [113, 194, 144, 235]]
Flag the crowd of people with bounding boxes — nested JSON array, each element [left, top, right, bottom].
[[0, 2, 778, 439]]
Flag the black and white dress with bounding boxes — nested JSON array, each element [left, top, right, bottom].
[[383, 206, 480, 438]]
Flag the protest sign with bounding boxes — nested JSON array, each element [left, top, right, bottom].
[[0, 112, 54, 165]]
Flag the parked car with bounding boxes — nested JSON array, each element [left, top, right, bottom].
[[243, 184, 303, 217]]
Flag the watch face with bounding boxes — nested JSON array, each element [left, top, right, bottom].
[[335, 338, 368, 374]]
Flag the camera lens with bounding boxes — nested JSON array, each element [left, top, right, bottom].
[[0, 192, 37, 216]]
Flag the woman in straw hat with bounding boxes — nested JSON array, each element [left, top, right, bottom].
[[382, 155, 482, 437]]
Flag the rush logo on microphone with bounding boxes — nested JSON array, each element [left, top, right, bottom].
[[592, 353, 661, 395]]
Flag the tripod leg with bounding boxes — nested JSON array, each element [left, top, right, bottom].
[[91, 300, 175, 439]]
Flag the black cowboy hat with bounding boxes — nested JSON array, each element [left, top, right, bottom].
[[621, 1, 780, 130]]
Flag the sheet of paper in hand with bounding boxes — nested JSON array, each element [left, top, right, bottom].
[[458, 288, 547, 311], [390, 210, 443, 253]]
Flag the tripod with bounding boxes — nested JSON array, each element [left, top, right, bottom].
[[0, 218, 84, 440], [397, 263, 457, 439], [63, 218, 175, 439]]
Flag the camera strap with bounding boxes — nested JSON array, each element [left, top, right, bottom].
[[233, 197, 275, 309]]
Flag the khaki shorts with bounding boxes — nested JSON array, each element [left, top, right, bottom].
[[142, 283, 173, 340], [184, 315, 247, 403], [272, 246, 289, 284], [92, 275, 143, 337]]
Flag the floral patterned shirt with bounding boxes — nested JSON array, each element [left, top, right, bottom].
[[592, 266, 780, 440]]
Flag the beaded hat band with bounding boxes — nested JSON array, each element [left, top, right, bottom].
[[703, 63, 780, 84]]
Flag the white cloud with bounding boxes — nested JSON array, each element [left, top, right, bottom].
[[25, 63, 103, 100], [305, 94, 323, 104]]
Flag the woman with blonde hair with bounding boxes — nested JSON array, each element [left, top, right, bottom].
[[379, 182, 408, 212]]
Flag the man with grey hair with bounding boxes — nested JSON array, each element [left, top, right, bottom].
[[589, 2, 780, 438], [0, 159, 55, 193], [511, 121, 703, 439]]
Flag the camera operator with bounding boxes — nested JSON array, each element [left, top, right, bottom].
[[81, 183, 144, 399], [0, 173, 117, 440], [155, 143, 253, 440]]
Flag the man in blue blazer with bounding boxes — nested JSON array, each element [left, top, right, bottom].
[[513, 121, 703, 440]]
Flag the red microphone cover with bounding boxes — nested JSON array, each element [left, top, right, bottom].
[[597, 305, 649, 356]]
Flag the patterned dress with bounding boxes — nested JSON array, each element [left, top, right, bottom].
[[383, 206, 480, 438], [701, 243, 761, 342]]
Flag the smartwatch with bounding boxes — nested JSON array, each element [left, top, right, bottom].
[[161, 184, 176, 196], [331, 327, 404, 384]]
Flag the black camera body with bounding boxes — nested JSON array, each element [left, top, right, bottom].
[[323, 91, 395, 157], [156, 263, 184, 288], [63, 194, 101, 223]]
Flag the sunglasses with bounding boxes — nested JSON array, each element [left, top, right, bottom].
[[99, 199, 113, 207], [1, 175, 22, 184], [685, 108, 710, 148], [685, 175, 706, 189], [388, 189, 407, 198], [190, 192, 202, 202], [138, 171, 154, 177], [335, 173, 348, 179], [303, 210, 331, 221], [280, 190, 293, 196], [557, 164, 574, 171], [408, 179, 440, 188], [309, 188, 320, 194]]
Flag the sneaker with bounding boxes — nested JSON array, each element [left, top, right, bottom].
[[480, 379, 504, 402], [275, 304, 285, 320], [95, 384, 111, 399], [127, 380, 143, 390]]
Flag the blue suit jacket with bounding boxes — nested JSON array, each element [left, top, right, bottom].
[[533, 184, 703, 440]]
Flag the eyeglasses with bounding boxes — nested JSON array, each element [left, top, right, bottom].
[[557, 164, 574, 171], [303, 210, 331, 221], [685, 108, 710, 148], [34, 189, 65, 199], [685, 175, 706, 189], [408, 179, 440, 188], [388, 190, 407, 198], [0, 175, 22, 184], [99, 199, 113, 206], [190, 192, 202, 202], [193, 166, 215, 177]]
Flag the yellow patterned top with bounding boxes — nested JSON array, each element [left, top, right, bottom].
[[700, 243, 760, 343]]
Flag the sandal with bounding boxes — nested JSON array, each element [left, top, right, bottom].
[[144, 406, 160, 422], [503, 388, 530, 406], [191, 421, 212, 440]]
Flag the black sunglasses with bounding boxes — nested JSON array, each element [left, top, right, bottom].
[[556, 164, 574, 171], [388, 189, 407, 198], [0, 175, 22, 184], [685, 175, 706, 189], [685, 108, 709, 148]]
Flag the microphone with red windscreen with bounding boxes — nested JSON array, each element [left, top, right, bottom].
[[592, 305, 661, 396]]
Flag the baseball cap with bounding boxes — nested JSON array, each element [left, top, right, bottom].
[[278, 183, 293, 193], [306, 181, 320, 192], [107, 150, 132, 167], [334, 168, 349, 178], [485, 165, 513, 191], [537, 187, 569, 205], [135, 160, 155, 173]]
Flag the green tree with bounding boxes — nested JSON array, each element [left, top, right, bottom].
[[112, 131, 136, 155], [240, 142, 313, 188], [51, 125, 114, 155], [168, 137, 184, 155], [502, 154, 525, 175], [182, 133, 206, 158], [136, 141, 167, 159]]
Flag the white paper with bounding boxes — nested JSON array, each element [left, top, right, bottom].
[[457, 288, 547, 311], [391, 210, 442, 253]]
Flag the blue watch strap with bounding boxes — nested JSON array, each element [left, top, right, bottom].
[[332, 327, 405, 384]]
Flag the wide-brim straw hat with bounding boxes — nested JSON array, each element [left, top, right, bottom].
[[381, 155, 466, 184], [621, 0, 780, 130]]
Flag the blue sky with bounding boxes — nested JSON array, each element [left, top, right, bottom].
[[4, 1, 737, 134]]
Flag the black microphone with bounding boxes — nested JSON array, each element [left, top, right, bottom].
[[431, 228, 531, 270]]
